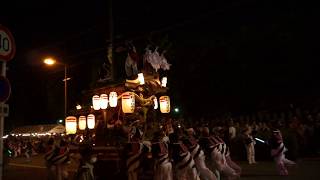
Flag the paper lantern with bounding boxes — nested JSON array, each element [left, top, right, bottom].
[[153, 98, 158, 109], [109, 92, 118, 107], [138, 73, 145, 85], [100, 94, 109, 109], [78, 116, 86, 130], [87, 114, 95, 129], [122, 92, 135, 113], [161, 77, 167, 87], [65, 116, 77, 134], [159, 96, 170, 113], [76, 104, 82, 110], [92, 95, 100, 110]]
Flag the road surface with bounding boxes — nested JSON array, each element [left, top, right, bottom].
[[3, 155, 320, 180]]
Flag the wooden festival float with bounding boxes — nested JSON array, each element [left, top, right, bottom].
[[65, 44, 172, 178]]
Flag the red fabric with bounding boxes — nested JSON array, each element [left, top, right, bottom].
[[188, 136, 198, 147], [210, 136, 223, 145], [179, 143, 189, 153], [45, 146, 53, 153], [131, 142, 140, 154], [59, 147, 68, 154], [216, 136, 225, 143], [159, 142, 168, 155]]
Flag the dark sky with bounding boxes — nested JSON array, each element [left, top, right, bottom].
[[1, 0, 320, 129]]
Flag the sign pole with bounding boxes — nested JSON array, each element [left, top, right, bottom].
[[0, 24, 15, 180], [0, 61, 6, 180]]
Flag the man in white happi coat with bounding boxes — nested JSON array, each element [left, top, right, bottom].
[[184, 128, 217, 180], [152, 131, 173, 180]]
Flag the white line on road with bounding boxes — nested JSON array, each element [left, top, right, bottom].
[[8, 163, 46, 169], [8, 163, 78, 172]]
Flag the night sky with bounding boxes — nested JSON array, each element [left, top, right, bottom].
[[1, 0, 320, 130]]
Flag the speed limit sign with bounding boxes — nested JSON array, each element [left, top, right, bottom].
[[0, 25, 16, 61]]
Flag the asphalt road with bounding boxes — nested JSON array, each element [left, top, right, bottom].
[[240, 158, 320, 180], [3, 155, 320, 180], [4, 155, 78, 180]]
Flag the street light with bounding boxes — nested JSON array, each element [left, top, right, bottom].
[[43, 57, 70, 118], [44, 58, 56, 65]]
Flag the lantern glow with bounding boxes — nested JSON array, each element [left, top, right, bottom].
[[161, 77, 167, 87], [87, 114, 95, 129], [78, 116, 86, 130], [122, 92, 135, 113], [100, 94, 109, 109], [109, 92, 118, 107], [65, 116, 77, 134], [138, 73, 145, 85], [76, 104, 82, 110], [159, 96, 170, 113], [92, 95, 101, 110]]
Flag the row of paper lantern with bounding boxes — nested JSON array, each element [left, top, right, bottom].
[[136, 73, 168, 87], [92, 92, 118, 110], [92, 92, 170, 114], [65, 114, 96, 134], [137, 73, 168, 87], [66, 96, 169, 134]]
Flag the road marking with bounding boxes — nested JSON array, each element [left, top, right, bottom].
[[8, 163, 77, 172], [8, 163, 46, 169]]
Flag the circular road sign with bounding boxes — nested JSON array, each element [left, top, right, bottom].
[[0, 24, 16, 61], [0, 76, 11, 102]]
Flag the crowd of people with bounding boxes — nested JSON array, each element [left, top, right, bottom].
[[3, 107, 320, 180], [4, 137, 43, 161], [120, 107, 320, 180], [181, 107, 320, 162], [4, 134, 99, 180], [119, 119, 292, 179]]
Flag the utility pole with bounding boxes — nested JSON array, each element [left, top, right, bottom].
[[0, 62, 6, 180], [108, 0, 114, 81], [64, 65, 67, 118]]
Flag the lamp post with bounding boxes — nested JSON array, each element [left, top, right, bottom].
[[64, 65, 67, 118], [44, 58, 70, 118]]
